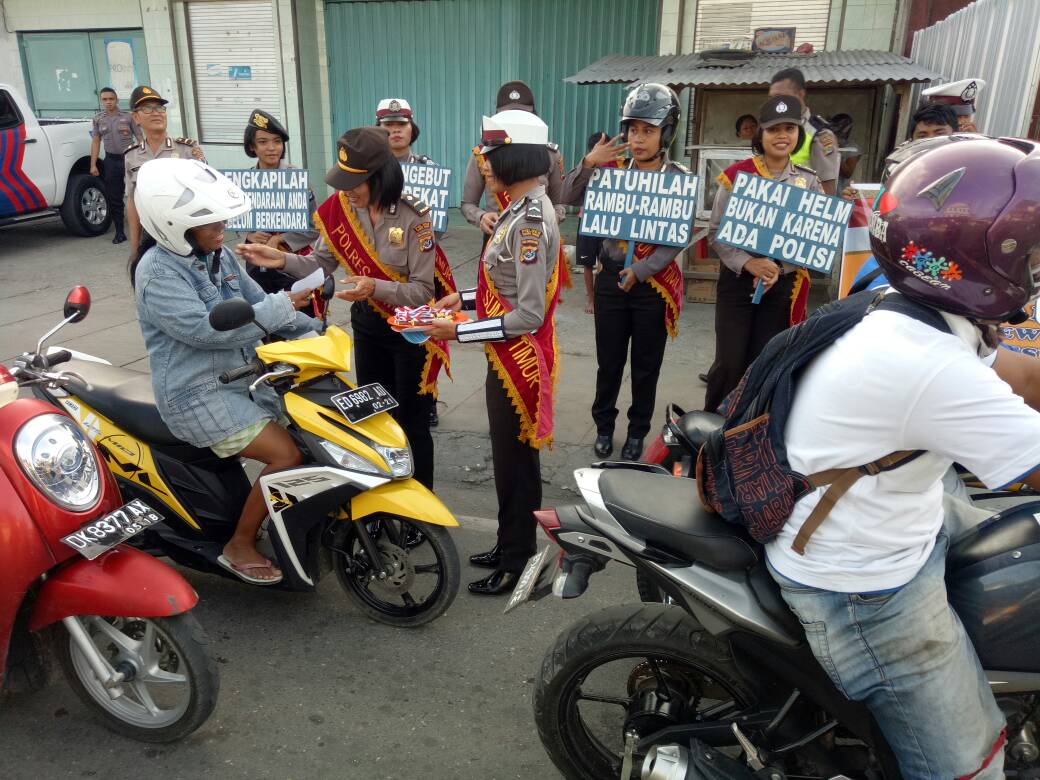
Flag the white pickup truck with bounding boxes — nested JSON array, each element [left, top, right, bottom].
[[0, 83, 110, 236]]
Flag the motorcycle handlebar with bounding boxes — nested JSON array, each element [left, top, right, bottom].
[[219, 360, 262, 384], [46, 349, 72, 367]]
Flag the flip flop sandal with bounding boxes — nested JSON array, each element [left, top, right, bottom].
[[217, 555, 284, 585]]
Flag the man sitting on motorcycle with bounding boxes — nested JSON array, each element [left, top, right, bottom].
[[767, 136, 1040, 778], [130, 158, 318, 585]]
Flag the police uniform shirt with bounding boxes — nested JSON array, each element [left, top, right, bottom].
[[396, 152, 435, 165], [804, 109, 840, 184], [259, 158, 319, 252], [282, 194, 436, 308], [124, 137, 205, 197], [561, 158, 694, 282], [708, 160, 822, 274], [456, 185, 560, 342], [461, 146, 566, 226], [92, 110, 140, 155]]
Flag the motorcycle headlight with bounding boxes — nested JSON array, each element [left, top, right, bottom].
[[14, 414, 101, 512], [373, 443, 413, 479], [319, 440, 386, 476]]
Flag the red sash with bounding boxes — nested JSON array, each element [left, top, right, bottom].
[[313, 192, 454, 396], [718, 156, 812, 326], [603, 159, 683, 337], [476, 236, 562, 450], [473, 146, 572, 290]]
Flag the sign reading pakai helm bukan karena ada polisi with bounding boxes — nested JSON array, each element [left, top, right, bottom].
[[221, 168, 312, 232], [578, 167, 698, 257], [716, 171, 853, 274]]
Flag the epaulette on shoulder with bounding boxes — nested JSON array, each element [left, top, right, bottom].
[[416, 154, 433, 165], [400, 192, 431, 216], [124, 140, 142, 153], [670, 160, 691, 174], [547, 142, 559, 152], [522, 198, 543, 223], [793, 163, 817, 176], [174, 137, 197, 146]]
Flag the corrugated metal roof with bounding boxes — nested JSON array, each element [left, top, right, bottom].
[[567, 49, 941, 88]]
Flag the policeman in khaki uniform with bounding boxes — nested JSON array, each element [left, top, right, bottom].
[[429, 110, 561, 596], [768, 68, 839, 195], [461, 81, 565, 243], [124, 85, 205, 253], [376, 98, 435, 166], [89, 87, 140, 243], [923, 78, 986, 133]]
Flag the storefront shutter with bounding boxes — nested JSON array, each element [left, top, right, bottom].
[[694, 0, 832, 51]]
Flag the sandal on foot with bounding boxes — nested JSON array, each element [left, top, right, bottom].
[[217, 554, 283, 585]]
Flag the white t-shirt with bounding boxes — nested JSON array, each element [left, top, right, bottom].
[[766, 306, 1040, 592]]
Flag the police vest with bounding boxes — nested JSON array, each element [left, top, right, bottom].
[[791, 124, 816, 167]]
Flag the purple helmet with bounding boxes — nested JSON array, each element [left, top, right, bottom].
[[871, 136, 1040, 321]]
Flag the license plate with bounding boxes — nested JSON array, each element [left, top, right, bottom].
[[504, 546, 555, 614], [60, 499, 163, 560], [330, 382, 399, 424]]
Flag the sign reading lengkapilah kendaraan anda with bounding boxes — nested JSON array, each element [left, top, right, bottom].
[[222, 169, 312, 232], [716, 171, 853, 274], [400, 162, 451, 232], [579, 167, 698, 253]]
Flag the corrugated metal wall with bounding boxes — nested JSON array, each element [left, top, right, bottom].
[[324, 0, 659, 205], [910, 0, 1040, 137]]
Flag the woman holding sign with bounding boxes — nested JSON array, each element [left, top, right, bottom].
[[428, 110, 562, 596], [236, 127, 456, 491], [704, 95, 822, 413]]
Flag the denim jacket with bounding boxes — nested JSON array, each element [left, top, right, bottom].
[[135, 244, 317, 448]]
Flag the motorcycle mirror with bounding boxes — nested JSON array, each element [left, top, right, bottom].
[[209, 299, 256, 331], [63, 286, 91, 323], [321, 275, 336, 301]]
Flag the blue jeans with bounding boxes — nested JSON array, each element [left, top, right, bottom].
[[768, 532, 1006, 779]]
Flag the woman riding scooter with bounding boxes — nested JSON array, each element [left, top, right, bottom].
[[130, 158, 319, 585]]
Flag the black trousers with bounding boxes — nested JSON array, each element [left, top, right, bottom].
[[592, 267, 669, 440], [351, 302, 434, 489], [704, 267, 796, 413], [102, 153, 125, 233], [486, 365, 541, 573]]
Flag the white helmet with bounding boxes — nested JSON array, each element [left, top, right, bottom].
[[134, 158, 251, 255]]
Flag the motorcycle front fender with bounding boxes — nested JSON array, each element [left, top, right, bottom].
[[351, 478, 459, 527], [29, 545, 198, 632]]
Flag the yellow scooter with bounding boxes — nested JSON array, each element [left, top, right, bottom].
[[29, 288, 459, 627]]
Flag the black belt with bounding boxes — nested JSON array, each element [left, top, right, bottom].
[[105, 152, 125, 159]]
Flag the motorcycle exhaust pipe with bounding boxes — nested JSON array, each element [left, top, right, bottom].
[[641, 744, 689, 780]]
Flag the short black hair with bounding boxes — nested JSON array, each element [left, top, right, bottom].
[[751, 124, 807, 156], [486, 144, 551, 186], [367, 156, 404, 210], [909, 103, 958, 138], [243, 124, 287, 159], [770, 68, 806, 91], [99, 87, 117, 97], [734, 114, 756, 135]]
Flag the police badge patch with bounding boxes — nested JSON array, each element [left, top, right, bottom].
[[413, 221, 434, 252], [389, 227, 404, 245], [519, 237, 539, 264]]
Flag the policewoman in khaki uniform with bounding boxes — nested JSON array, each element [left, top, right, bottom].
[[89, 87, 140, 243], [429, 110, 561, 596], [124, 85, 205, 254], [561, 83, 691, 462], [236, 127, 442, 490], [705, 95, 822, 413], [461, 81, 566, 243]]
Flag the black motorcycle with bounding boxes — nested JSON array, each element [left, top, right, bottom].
[[508, 440, 1040, 779]]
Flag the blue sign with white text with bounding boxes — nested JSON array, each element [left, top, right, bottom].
[[400, 162, 452, 232], [578, 166, 698, 248], [221, 169, 311, 232], [715, 171, 853, 274]]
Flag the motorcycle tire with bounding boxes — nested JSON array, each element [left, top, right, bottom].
[[334, 519, 460, 628], [55, 613, 219, 743], [534, 603, 755, 780]]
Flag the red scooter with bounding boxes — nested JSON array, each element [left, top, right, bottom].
[[1, 288, 218, 742]]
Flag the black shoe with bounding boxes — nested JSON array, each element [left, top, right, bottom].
[[594, 433, 613, 458], [698, 372, 708, 383], [621, 436, 644, 461], [469, 545, 501, 569], [468, 570, 520, 596], [429, 407, 439, 427], [112, 233, 127, 245]]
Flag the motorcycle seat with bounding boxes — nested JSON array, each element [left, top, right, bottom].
[[678, 411, 724, 451], [598, 469, 758, 570], [61, 359, 183, 446]]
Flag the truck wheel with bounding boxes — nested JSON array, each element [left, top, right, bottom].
[[59, 174, 110, 237]]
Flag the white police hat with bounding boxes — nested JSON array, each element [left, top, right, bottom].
[[922, 78, 985, 115], [478, 110, 549, 154], [376, 98, 413, 121]]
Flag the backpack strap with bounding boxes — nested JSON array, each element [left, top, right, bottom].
[[847, 265, 885, 296], [791, 450, 924, 554]]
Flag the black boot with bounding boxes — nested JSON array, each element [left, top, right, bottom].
[[621, 436, 644, 461], [468, 570, 520, 596], [593, 433, 613, 458], [112, 231, 127, 244], [469, 544, 501, 569]]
